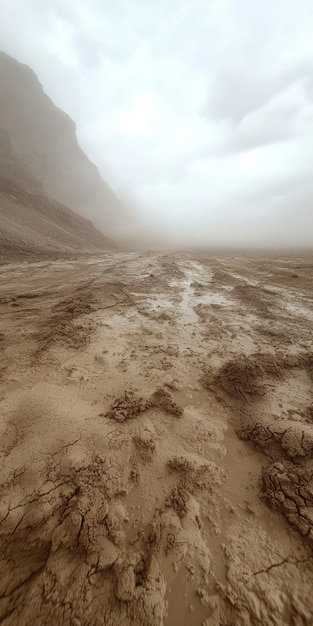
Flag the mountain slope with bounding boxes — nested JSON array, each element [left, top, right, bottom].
[[0, 51, 133, 263], [0, 50, 126, 233], [0, 132, 115, 264]]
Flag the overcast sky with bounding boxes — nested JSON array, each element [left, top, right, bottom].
[[1, 0, 313, 246]]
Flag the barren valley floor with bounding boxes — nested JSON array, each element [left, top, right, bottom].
[[0, 250, 313, 625]]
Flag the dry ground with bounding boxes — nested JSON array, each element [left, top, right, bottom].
[[0, 250, 313, 625]]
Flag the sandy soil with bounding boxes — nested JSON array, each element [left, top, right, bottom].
[[0, 250, 313, 625]]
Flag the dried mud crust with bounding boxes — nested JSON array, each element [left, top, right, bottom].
[[0, 416, 221, 626], [105, 388, 183, 422], [239, 422, 313, 460], [208, 351, 313, 543], [0, 445, 168, 626], [262, 461, 313, 541], [203, 352, 313, 402]]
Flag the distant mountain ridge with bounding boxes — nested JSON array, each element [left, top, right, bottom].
[[0, 50, 125, 233]]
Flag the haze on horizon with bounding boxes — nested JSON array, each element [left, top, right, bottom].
[[1, 0, 313, 248]]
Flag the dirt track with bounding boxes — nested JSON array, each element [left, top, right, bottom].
[[0, 250, 313, 625]]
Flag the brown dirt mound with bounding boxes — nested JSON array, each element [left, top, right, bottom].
[[204, 352, 313, 403], [148, 388, 183, 416], [164, 456, 224, 518], [203, 353, 284, 401], [165, 484, 190, 518], [105, 388, 183, 422], [132, 434, 156, 462], [105, 391, 147, 422]]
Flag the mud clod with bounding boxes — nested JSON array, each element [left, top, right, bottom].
[[147, 388, 183, 416], [106, 388, 183, 422], [106, 391, 147, 422]]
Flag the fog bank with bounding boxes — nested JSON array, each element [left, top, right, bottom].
[[1, 0, 313, 247]]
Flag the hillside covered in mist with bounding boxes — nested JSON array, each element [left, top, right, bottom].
[[0, 50, 128, 263]]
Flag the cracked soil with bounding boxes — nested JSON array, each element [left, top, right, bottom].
[[0, 250, 313, 625]]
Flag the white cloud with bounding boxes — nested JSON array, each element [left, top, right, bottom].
[[1, 0, 313, 245]]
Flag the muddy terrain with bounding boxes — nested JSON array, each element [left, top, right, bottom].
[[0, 250, 313, 625]]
